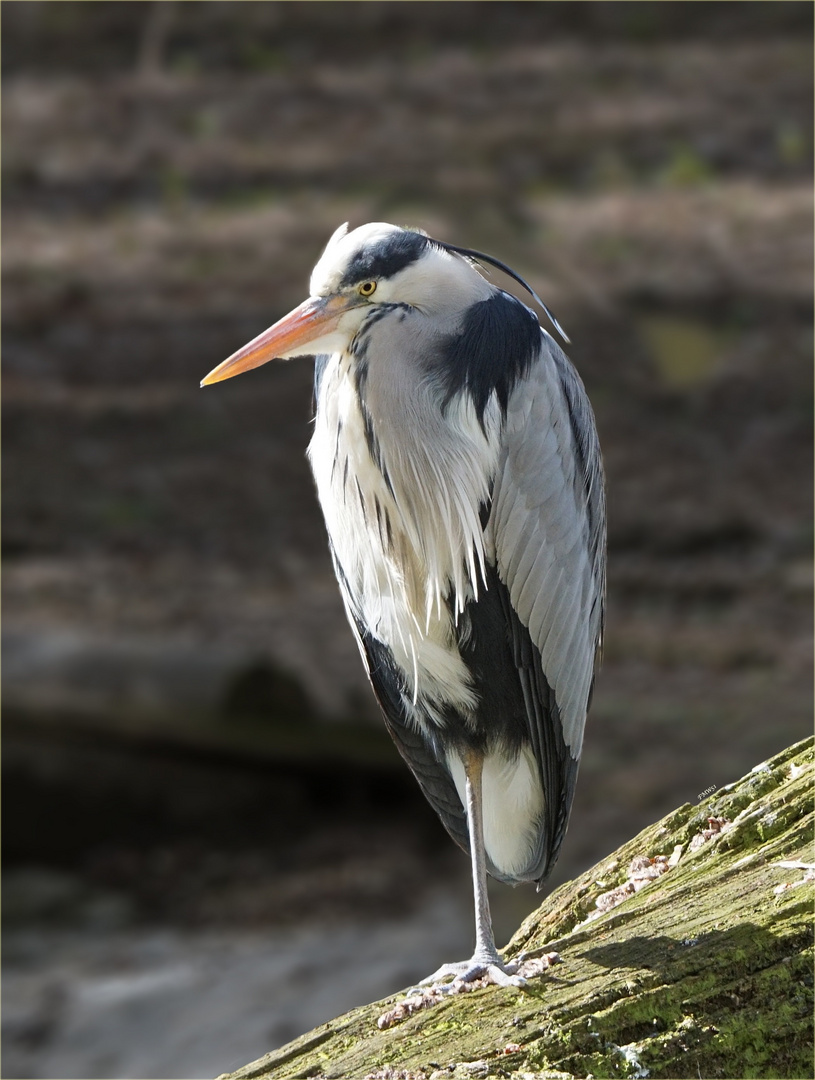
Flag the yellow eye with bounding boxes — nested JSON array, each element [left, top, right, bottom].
[[358, 281, 377, 297]]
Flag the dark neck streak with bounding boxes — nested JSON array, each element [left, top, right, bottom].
[[350, 319, 395, 499]]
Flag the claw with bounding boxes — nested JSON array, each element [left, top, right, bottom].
[[484, 962, 526, 988]]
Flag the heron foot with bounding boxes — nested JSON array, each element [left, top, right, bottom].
[[415, 956, 525, 992]]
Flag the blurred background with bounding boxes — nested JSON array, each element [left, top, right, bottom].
[[2, 2, 812, 1077]]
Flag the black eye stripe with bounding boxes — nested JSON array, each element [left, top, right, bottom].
[[339, 231, 427, 288]]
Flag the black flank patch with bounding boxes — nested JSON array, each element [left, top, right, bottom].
[[340, 231, 427, 288], [465, 564, 578, 881], [441, 292, 540, 423], [355, 626, 471, 859], [340, 550, 578, 884]]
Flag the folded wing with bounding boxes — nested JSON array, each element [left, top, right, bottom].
[[488, 332, 606, 875]]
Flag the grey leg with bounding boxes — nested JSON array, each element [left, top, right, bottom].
[[419, 750, 524, 989], [465, 750, 502, 965]]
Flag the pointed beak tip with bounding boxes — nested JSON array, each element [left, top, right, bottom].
[[198, 294, 349, 390], [200, 362, 237, 388]]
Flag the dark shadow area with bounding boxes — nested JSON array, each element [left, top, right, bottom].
[[582, 924, 808, 977], [221, 660, 316, 723], [579, 925, 815, 1053]]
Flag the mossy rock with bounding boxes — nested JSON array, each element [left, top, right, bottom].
[[221, 738, 814, 1080]]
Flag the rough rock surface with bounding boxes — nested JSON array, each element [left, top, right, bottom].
[[219, 738, 814, 1080]]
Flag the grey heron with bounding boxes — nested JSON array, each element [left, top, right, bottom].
[[201, 223, 606, 988]]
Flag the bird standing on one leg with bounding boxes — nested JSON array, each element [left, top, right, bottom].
[[201, 222, 606, 987]]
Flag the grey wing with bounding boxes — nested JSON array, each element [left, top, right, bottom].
[[489, 332, 606, 867]]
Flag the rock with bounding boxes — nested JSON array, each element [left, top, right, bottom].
[[218, 737, 814, 1080]]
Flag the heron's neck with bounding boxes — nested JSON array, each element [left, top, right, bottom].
[[307, 345, 502, 705]]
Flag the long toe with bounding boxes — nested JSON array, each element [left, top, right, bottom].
[[484, 962, 526, 988], [419, 960, 478, 987], [419, 957, 524, 992]]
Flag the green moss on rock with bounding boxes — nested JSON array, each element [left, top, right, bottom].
[[220, 739, 814, 1080]]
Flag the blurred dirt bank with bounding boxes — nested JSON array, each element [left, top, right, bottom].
[[2, 3, 813, 1078]]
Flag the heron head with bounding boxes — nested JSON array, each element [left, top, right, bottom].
[[200, 222, 488, 387]]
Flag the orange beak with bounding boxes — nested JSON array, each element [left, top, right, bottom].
[[200, 294, 358, 387]]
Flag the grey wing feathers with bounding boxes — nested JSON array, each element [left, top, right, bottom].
[[490, 332, 606, 764]]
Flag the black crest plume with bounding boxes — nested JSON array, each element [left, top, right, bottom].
[[431, 238, 570, 343]]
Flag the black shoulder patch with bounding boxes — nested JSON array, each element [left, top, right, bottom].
[[339, 230, 427, 287], [440, 292, 540, 422]]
